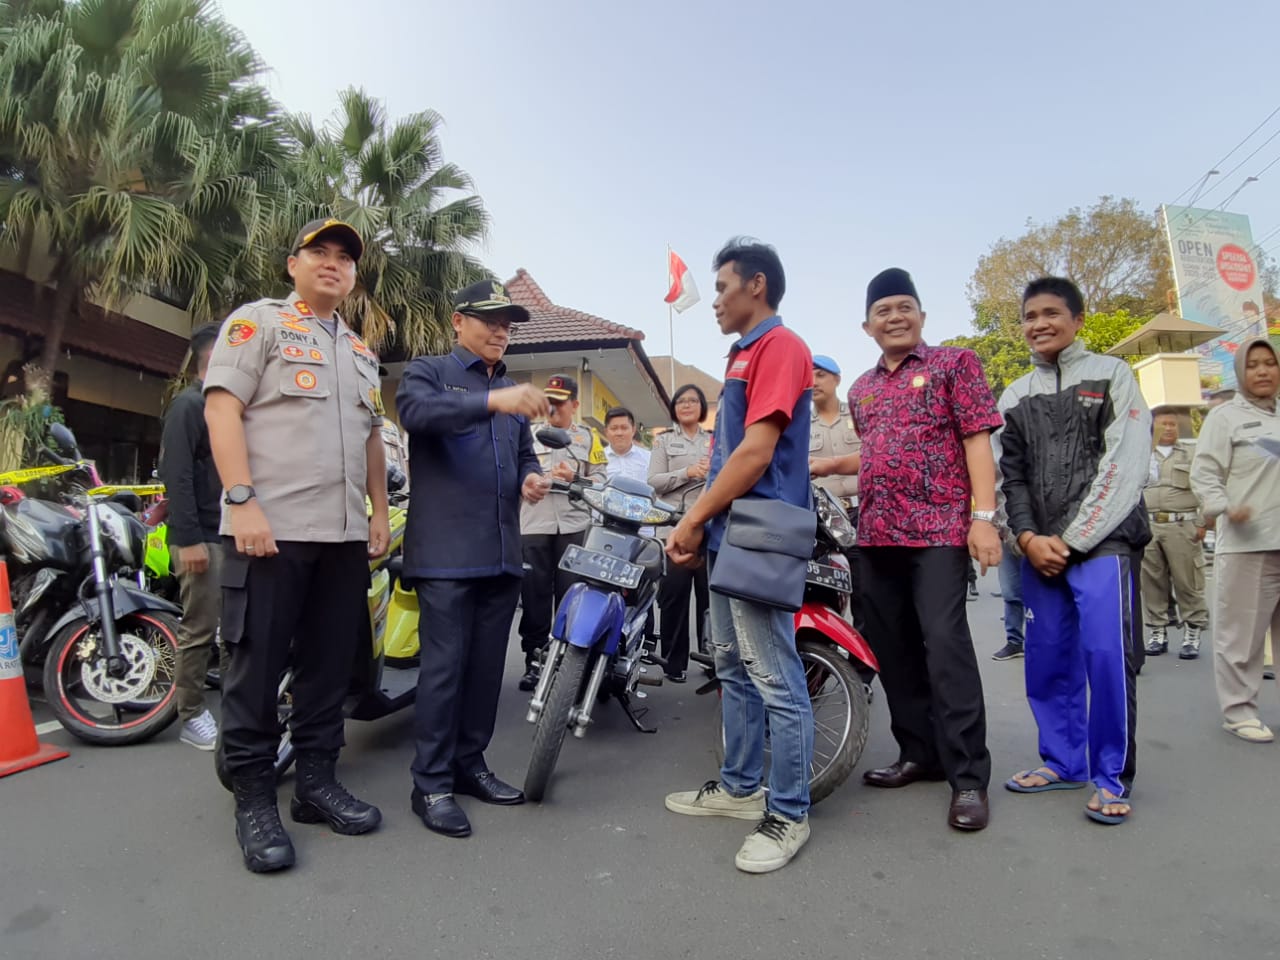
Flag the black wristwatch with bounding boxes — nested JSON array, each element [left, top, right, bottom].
[[224, 484, 256, 506]]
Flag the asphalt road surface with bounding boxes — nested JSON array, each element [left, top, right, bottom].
[[4, 570, 1277, 960]]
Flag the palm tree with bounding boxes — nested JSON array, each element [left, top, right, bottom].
[[0, 0, 282, 391], [282, 88, 490, 356]]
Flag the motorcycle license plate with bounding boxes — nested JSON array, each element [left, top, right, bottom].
[[559, 544, 644, 589], [806, 560, 851, 592]]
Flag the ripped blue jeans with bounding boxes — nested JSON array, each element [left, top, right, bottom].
[[710, 584, 814, 822]]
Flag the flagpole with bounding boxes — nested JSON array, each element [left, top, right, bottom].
[[666, 243, 675, 397]]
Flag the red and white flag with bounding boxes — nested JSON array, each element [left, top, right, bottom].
[[664, 249, 701, 313]]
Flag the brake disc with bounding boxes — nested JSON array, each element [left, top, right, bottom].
[[78, 632, 158, 704]]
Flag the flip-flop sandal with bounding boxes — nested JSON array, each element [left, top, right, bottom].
[[1222, 719, 1275, 743], [1085, 789, 1132, 825], [1005, 767, 1088, 793]]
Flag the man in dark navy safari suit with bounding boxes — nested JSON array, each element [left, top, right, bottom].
[[397, 280, 551, 838]]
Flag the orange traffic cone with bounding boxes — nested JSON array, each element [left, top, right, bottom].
[[0, 558, 69, 777]]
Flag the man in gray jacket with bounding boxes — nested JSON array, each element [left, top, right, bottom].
[[1191, 338, 1280, 743]]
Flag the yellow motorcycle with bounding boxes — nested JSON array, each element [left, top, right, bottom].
[[216, 474, 419, 787]]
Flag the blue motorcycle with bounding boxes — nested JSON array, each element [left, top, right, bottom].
[[523, 428, 677, 802]]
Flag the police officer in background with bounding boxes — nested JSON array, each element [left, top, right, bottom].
[[1142, 407, 1209, 659], [517, 374, 607, 691], [205, 218, 389, 874], [808, 354, 864, 630], [648, 384, 713, 682], [397, 279, 548, 839]]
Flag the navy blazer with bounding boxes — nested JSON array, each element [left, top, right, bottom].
[[396, 346, 540, 580]]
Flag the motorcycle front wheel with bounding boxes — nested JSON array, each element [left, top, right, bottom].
[[42, 612, 180, 745], [524, 644, 590, 802], [712, 636, 870, 805]]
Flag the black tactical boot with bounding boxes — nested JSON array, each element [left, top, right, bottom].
[[290, 751, 382, 836], [233, 774, 295, 874]]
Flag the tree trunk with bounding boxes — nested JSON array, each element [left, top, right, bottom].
[[32, 277, 77, 396]]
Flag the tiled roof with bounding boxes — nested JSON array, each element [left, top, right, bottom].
[[505, 269, 644, 346], [0, 271, 188, 376]]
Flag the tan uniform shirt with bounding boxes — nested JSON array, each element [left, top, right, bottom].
[[811, 401, 860, 503], [648, 426, 712, 513], [1144, 443, 1201, 520], [520, 422, 607, 535], [204, 291, 382, 543]]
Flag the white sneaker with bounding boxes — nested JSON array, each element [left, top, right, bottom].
[[735, 813, 810, 874], [179, 709, 218, 751], [665, 780, 765, 820]]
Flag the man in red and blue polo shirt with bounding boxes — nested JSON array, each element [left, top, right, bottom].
[[818, 267, 1003, 832], [663, 237, 815, 875]]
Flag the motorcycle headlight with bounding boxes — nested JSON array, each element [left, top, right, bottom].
[[582, 486, 668, 525], [814, 487, 857, 549], [98, 508, 136, 566]]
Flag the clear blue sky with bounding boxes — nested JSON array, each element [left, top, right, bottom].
[[217, 0, 1280, 383]]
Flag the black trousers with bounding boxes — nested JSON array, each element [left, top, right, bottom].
[[860, 546, 991, 790], [411, 575, 521, 795], [219, 539, 369, 779], [657, 562, 708, 674], [518, 532, 587, 662]]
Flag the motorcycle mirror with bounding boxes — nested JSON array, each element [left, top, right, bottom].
[[536, 427, 572, 450], [48, 422, 78, 456], [387, 464, 407, 493]]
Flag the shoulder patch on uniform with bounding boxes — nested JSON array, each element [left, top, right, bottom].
[[367, 387, 385, 416], [225, 318, 258, 347], [588, 430, 608, 466]]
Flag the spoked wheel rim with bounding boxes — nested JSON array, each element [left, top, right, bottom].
[[55, 615, 178, 730], [801, 647, 855, 783]]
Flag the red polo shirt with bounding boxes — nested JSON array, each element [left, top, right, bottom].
[[848, 342, 1001, 548]]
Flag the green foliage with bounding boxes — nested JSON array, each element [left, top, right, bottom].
[[0, 369, 64, 470], [279, 89, 491, 357], [0, 1, 492, 390], [940, 329, 1033, 396], [0, 0, 283, 383], [968, 197, 1172, 335], [1079, 308, 1145, 356], [945, 308, 1150, 394]]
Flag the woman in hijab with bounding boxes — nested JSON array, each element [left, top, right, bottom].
[[648, 384, 712, 682], [1192, 338, 1280, 742]]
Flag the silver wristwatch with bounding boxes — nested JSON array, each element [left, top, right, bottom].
[[971, 509, 996, 524]]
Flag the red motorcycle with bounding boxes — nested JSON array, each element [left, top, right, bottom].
[[693, 485, 877, 804]]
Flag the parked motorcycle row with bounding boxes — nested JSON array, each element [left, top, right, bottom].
[[11, 424, 879, 807]]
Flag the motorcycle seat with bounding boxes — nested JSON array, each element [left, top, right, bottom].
[[106, 491, 142, 513]]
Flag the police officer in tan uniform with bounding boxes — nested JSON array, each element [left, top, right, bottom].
[[808, 355, 864, 629], [649, 384, 713, 681], [205, 219, 390, 874], [1142, 407, 1209, 660], [517, 375, 607, 690]]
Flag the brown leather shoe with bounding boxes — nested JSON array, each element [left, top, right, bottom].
[[948, 789, 989, 831], [862, 760, 947, 789]]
